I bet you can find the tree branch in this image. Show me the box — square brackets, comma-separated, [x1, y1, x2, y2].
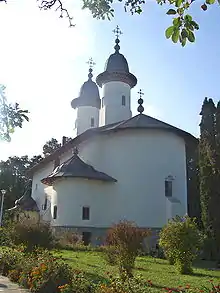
[38, 0, 75, 27]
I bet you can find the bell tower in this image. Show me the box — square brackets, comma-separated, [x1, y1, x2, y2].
[71, 59, 100, 135]
[96, 26, 137, 126]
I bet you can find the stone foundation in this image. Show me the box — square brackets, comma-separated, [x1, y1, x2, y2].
[53, 226, 161, 249]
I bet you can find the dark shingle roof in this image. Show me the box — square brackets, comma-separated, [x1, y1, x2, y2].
[28, 114, 197, 176]
[41, 149, 117, 186]
[8, 181, 39, 212]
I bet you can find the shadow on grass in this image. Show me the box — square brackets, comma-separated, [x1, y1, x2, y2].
[61, 257, 78, 262]
[135, 266, 148, 272]
[193, 260, 218, 270]
[192, 272, 220, 278]
[88, 263, 99, 268]
[84, 271, 109, 284]
[150, 283, 166, 290]
[138, 258, 168, 265]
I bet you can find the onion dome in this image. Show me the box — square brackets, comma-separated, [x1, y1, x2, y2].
[71, 60, 101, 109]
[96, 26, 137, 88]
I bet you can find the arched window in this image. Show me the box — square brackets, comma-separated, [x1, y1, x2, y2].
[122, 95, 126, 106]
[91, 117, 95, 127]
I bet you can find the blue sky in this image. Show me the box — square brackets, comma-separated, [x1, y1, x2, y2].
[0, 0, 219, 160]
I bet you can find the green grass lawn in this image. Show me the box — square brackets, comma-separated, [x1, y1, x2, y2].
[56, 250, 220, 292]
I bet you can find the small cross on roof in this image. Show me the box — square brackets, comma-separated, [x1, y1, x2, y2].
[86, 58, 96, 69]
[113, 25, 123, 39]
[138, 89, 144, 98]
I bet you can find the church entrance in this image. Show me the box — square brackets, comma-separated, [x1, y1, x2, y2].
[82, 231, 91, 245]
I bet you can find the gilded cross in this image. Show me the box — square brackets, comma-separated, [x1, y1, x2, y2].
[113, 25, 122, 39]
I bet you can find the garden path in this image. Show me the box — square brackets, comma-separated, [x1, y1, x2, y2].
[0, 276, 29, 293]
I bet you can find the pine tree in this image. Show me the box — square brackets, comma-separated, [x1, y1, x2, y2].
[199, 98, 216, 234]
[198, 98, 220, 260]
[212, 101, 220, 261]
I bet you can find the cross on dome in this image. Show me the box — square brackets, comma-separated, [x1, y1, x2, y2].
[137, 89, 144, 114]
[86, 58, 96, 80]
[113, 25, 122, 53]
[138, 89, 144, 99]
[86, 58, 96, 69]
[113, 25, 123, 39]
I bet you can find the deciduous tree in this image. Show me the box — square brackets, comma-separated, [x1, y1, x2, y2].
[38, 0, 219, 46]
[0, 85, 29, 142]
[42, 138, 61, 157]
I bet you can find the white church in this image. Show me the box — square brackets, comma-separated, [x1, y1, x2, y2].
[22, 26, 196, 245]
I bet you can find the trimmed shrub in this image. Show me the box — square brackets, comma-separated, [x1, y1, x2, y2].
[9, 219, 55, 252]
[159, 215, 204, 274]
[55, 230, 83, 250]
[97, 273, 152, 293]
[102, 245, 118, 265]
[0, 247, 22, 276]
[0, 226, 11, 247]
[105, 220, 151, 277]
[59, 270, 97, 293]
[26, 253, 72, 293]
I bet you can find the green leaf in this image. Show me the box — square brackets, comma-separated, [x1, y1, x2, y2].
[173, 17, 181, 26]
[136, 7, 142, 14]
[175, 0, 182, 7]
[166, 9, 176, 15]
[206, 0, 215, 4]
[184, 14, 192, 21]
[191, 20, 199, 30]
[201, 3, 208, 10]
[177, 7, 184, 15]
[8, 127, 15, 134]
[22, 114, 29, 122]
[165, 26, 174, 38]
[184, 2, 190, 8]
[187, 30, 195, 42]
[181, 28, 188, 39]
[181, 38, 187, 47]
[172, 29, 180, 43]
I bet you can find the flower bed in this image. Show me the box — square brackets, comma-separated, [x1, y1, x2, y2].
[1, 246, 220, 293]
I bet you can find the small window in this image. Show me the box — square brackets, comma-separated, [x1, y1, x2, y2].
[91, 118, 95, 127]
[82, 206, 90, 220]
[122, 95, 126, 106]
[53, 205, 57, 219]
[35, 184, 38, 190]
[101, 97, 104, 107]
[42, 197, 48, 210]
[165, 180, 172, 197]
[82, 231, 91, 246]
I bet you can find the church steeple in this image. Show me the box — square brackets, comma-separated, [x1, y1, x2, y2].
[96, 26, 137, 127]
[71, 58, 100, 135]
